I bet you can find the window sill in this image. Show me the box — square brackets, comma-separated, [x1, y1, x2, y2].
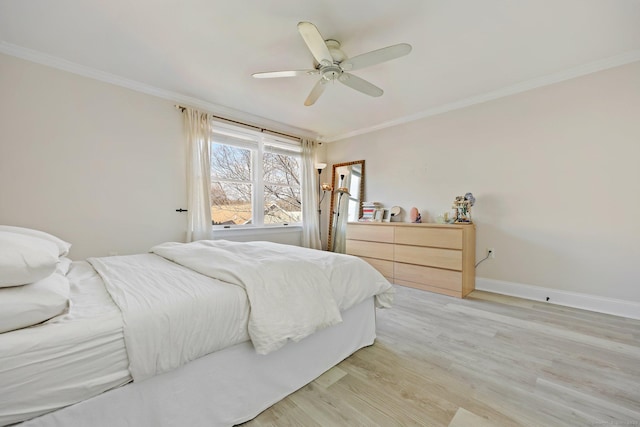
[212, 225, 302, 237]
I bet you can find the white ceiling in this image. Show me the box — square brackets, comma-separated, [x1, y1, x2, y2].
[1, 0, 639, 141]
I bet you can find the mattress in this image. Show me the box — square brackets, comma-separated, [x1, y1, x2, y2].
[0, 261, 130, 426]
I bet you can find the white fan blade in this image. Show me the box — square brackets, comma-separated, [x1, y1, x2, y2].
[297, 22, 333, 66]
[252, 69, 318, 78]
[304, 79, 328, 106]
[340, 43, 412, 71]
[338, 73, 383, 97]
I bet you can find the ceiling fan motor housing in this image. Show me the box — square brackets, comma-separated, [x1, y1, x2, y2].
[321, 64, 342, 81]
[318, 40, 346, 81]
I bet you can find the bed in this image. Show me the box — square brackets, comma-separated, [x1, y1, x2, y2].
[0, 227, 393, 426]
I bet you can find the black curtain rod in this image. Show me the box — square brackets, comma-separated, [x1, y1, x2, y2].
[175, 104, 301, 141]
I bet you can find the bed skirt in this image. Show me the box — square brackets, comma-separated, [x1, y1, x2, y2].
[22, 297, 376, 427]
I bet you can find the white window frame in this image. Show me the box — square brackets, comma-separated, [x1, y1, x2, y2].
[211, 121, 302, 229]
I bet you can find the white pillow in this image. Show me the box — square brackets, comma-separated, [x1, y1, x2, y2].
[0, 225, 71, 257]
[0, 272, 70, 333]
[0, 232, 59, 287]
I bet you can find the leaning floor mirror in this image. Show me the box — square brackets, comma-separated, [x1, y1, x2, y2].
[327, 160, 365, 253]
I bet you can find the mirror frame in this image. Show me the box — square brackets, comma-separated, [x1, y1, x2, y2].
[327, 160, 365, 252]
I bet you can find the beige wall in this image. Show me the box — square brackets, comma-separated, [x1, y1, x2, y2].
[0, 53, 303, 258]
[0, 53, 187, 259]
[2, 51, 639, 304]
[326, 61, 640, 303]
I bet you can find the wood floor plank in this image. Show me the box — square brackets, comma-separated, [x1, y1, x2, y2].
[241, 286, 640, 426]
[448, 408, 497, 427]
[314, 366, 347, 389]
[535, 377, 640, 422]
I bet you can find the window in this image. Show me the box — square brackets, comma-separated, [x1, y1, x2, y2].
[210, 122, 301, 228]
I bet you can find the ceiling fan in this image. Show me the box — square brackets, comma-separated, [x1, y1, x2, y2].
[252, 22, 412, 106]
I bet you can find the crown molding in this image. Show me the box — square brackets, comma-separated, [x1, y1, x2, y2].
[0, 41, 318, 140]
[3, 41, 638, 144]
[321, 49, 640, 142]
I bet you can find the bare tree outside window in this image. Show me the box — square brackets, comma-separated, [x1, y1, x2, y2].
[264, 151, 301, 224]
[211, 143, 252, 225]
[211, 140, 301, 226]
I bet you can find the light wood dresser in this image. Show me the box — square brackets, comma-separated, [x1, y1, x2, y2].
[346, 222, 476, 298]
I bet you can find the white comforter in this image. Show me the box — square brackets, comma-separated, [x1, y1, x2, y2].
[151, 240, 394, 355]
[88, 254, 250, 382]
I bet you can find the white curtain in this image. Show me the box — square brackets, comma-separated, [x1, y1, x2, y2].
[300, 139, 321, 249]
[183, 108, 213, 241]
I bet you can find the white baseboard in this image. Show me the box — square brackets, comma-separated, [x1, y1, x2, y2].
[476, 277, 640, 320]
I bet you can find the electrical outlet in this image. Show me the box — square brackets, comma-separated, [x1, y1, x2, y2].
[487, 248, 495, 258]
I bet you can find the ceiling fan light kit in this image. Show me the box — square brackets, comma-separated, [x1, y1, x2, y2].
[252, 21, 412, 106]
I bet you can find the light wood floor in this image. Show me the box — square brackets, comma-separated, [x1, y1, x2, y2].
[242, 285, 640, 426]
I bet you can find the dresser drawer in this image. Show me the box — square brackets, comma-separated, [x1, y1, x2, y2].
[346, 240, 394, 261]
[394, 226, 462, 249]
[394, 244, 462, 270]
[360, 256, 394, 280]
[394, 263, 462, 291]
[347, 224, 394, 243]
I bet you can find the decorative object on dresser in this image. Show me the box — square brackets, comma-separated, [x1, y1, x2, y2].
[389, 206, 402, 222]
[360, 201, 382, 222]
[409, 207, 422, 223]
[345, 222, 476, 298]
[436, 211, 455, 224]
[453, 192, 475, 223]
[327, 160, 365, 253]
